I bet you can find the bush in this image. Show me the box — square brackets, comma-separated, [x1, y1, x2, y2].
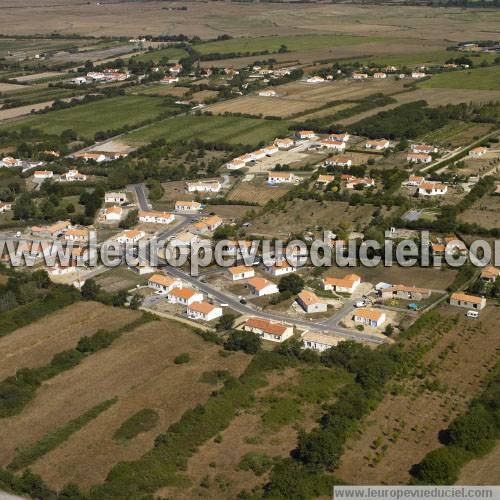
[238, 452, 273, 476]
[224, 330, 261, 354]
[278, 273, 304, 294]
[174, 352, 190, 364]
[412, 446, 469, 485]
[113, 408, 160, 441]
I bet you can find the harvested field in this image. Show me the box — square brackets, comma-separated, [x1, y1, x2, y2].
[459, 191, 500, 230]
[457, 443, 500, 485]
[0, 302, 140, 380]
[129, 84, 190, 97]
[336, 305, 500, 485]
[208, 79, 407, 119]
[203, 204, 254, 220]
[94, 267, 151, 292]
[13, 71, 64, 82]
[419, 121, 494, 148]
[0, 82, 26, 93]
[0, 318, 250, 489]
[0, 100, 56, 122]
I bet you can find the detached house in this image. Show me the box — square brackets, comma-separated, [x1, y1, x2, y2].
[380, 284, 431, 301]
[297, 290, 327, 313]
[319, 138, 346, 151]
[265, 260, 297, 277]
[407, 153, 432, 164]
[174, 201, 202, 213]
[322, 273, 361, 294]
[352, 72, 368, 79]
[32, 220, 72, 239]
[139, 211, 175, 225]
[301, 331, 339, 352]
[186, 180, 221, 194]
[148, 274, 181, 294]
[354, 308, 386, 328]
[326, 155, 352, 167]
[274, 138, 295, 150]
[167, 287, 203, 306]
[405, 175, 425, 187]
[227, 265, 255, 281]
[418, 182, 448, 196]
[480, 266, 500, 282]
[268, 171, 297, 185]
[342, 175, 375, 189]
[116, 229, 145, 244]
[244, 317, 293, 343]
[449, 292, 486, 310]
[469, 147, 488, 159]
[34, 170, 53, 180]
[247, 277, 279, 297]
[296, 130, 316, 140]
[365, 139, 390, 150]
[64, 228, 90, 243]
[317, 174, 335, 186]
[192, 215, 223, 234]
[103, 206, 123, 222]
[57, 169, 86, 182]
[411, 144, 437, 154]
[105, 192, 127, 205]
[329, 132, 350, 143]
[187, 301, 223, 322]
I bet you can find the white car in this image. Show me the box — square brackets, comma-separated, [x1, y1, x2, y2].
[355, 300, 366, 308]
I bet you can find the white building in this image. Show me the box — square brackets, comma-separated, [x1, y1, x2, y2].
[105, 192, 127, 205]
[318, 138, 346, 151]
[268, 171, 297, 185]
[244, 317, 293, 343]
[258, 89, 277, 97]
[104, 206, 123, 221]
[411, 72, 427, 79]
[187, 301, 223, 322]
[139, 210, 175, 224]
[418, 182, 448, 196]
[322, 273, 361, 294]
[274, 138, 295, 150]
[306, 76, 325, 84]
[301, 331, 339, 352]
[407, 153, 432, 164]
[34, 170, 53, 180]
[57, 169, 87, 182]
[365, 139, 390, 150]
[296, 130, 316, 140]
[265, 260, 297, 277]
[116, 229, 145, 244]
[186, 180, 221, 193]
[167, 287, 203, 306]
[296, 290, 327, 313]
[353, 308, 386, 328]
[148, 274, 181, 294]
[247, 277, 279, 297]
[175, 201, 202, 213]
[469, 147, 488, 158]
[227, 265, 255, 281]
[449, 292, 486, 310]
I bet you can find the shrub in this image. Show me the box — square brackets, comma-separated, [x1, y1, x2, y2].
[224, 331, 261, 354]
[174, 352, 190, 364]
[113, 408, 160, 441]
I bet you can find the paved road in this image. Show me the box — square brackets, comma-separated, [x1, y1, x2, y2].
[129, 183, 151, 211]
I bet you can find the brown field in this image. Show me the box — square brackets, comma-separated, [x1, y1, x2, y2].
[204, 204, 255, 220]
[2, 1, 497, 42]
[226, 179, 293, 206]
[93, 267, 151, 292]
[13, 71, 64, 82]
[0, 82, 26, 93]
[0, 100, 56, 122]
[336, 304, 500, 485]
[192, 89, 219, 102]
[295, 103, 355, 122]
[457, 443, 500, 485]
[459, 191, 500, 230]
[0, 302, 140, 380]
[249, 199, 382, 238]
[322, 263, 457, 291]
[1, 318, 250, 490]
[208, 79, 407, 118]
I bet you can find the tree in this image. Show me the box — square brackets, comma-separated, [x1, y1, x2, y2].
[278, 273, 304, 294]
[81, 279, 100, 300]
[224, 330, 261, 354]
[129, 294, 142, 310]
[13, 193, 36, 220]
[120, 209, 139, 229]
[216, 313, 236, 332]
[412, 446, 468, 485]
[297, 428, 343, 470]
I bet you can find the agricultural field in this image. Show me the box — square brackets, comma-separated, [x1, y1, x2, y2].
[459, 190, 500, 230]
[0, 318, 250, 490]
[420, 66, 500, 91]
[122, 114, 294, 147]
[127, 84, 190, 97]
[0, 302, 140, 380]
[226, 177, 295, 207]
[0, 95, 177, 139]
[131, 46, 188, 64]
[419, 121, 494, 148]
[336, 305, 500, 485]
[93, 267, 152, 292]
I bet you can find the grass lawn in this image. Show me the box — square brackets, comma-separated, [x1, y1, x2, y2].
[194, 34, 388, 55]
[420, 65, 500, 91]
[123, 113, 294, 146]
[0, 95, 177, 139]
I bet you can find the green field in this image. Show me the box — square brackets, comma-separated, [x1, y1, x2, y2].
[420, 65, 500, 91]
[340, 50, 497, 68]
[123, 114, 294, 146]
[132, 47, 189, 64]
[194, 34, 388, 55]
[0, 95, 177, 139]
[419, 120, 475, 143]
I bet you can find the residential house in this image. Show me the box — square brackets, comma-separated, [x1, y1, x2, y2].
[227, 265, 255, 281]
[243, 317, 293, 343]
[274, 138, 295, 150]
[352, 72, 368, 79]
[449, 292, 486, 310]
[187, 301, 223, 322]
[418, 182, 448, 196]
[160, 76, 179, 84]
[262, 144, 279, 155]
[405, 175, 425, 187]
[297, 290, 327, 313]
[411, 144, 438, 154]
[64, 228, 90, 243]
[167, 287, 203, 306]
[411, 72, 427, 78]
[170, 231, 199, 248]
[34, 170, 53, 180]
[186, 180, 221, 193]
[341, 175, 375, 189]
[73, 152, 106, 163]
[105, 192, 127, 205]
[329, 132, 350, 143]
[148, 274, 181, 294]
[0, 202, 12, 213]
[49, 261, 78, 276]
[296, 130, 316, 140]
[174, 200, 202, 213]
[306, 76, 325, 84]
[0, 157, 21, 168]
[192, 215, 223, 234]
[265, 260, 297, 277]
[353, 308, 386, 328]
[469, 147, 488, 158]
[32, 220, 72, 239]
[480, 266, 500, 282]
[322, 273, 361, 294]
[317, 174, 335, 186]
[258, 89, 277, 97]
[373, 72, 387, 79]
[247, 277, 279, 296]
[318, 138, 346, 151]
[57, 169, 86, 182]
[103, 205, 123, 222]
[225, 158, 246, 170]
[301, 331, 340, 352]
[325, 155, 352, 167]
[268, 171, 297, 184]
[407, 153, 432, 164]
[138, 210, 175, 224]
[116, 229, 145, 244]
[380, 284, 431, 301]
[169, 63, 182, 75]
[365, 139, 390, 150]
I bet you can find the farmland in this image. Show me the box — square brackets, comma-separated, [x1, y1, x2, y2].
[122, 114, 294, 147]
[0, 95, 178, 139]
[0, 318, 250, 490]
[420, 66, 500, 91]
